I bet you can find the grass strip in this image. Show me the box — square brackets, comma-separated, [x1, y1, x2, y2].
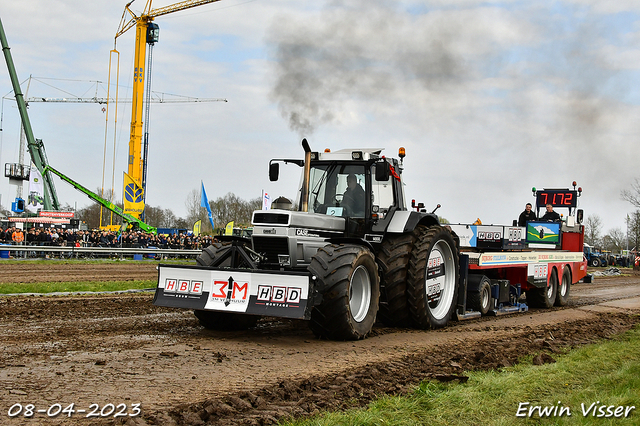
[0, 280, 155, 294]
[283, 325, 640, 426]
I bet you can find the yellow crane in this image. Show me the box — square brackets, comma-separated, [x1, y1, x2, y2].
[114, 0, 223, 219]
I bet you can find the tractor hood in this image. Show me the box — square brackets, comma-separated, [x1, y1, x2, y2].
[252, 209, 346, 232]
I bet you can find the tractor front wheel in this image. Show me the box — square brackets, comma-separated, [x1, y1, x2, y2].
[308, 244, 379, 340]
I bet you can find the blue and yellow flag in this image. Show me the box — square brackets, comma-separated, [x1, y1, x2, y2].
[201, 181, 215, 230]
[193, 220, 202, 236]
[225, 221, 234, 236]
[123, 172, 144, 217]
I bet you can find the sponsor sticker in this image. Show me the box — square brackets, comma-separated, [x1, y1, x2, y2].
[163, 278, 202, 295]
[256, 284, 303, 307]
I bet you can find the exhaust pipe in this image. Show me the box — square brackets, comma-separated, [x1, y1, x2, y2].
[301, 138, 311, 212]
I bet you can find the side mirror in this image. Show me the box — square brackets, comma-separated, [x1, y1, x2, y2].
[375, 161, 390, 181]
[269, 162, 279, 182]
[576, 209, 584, 224]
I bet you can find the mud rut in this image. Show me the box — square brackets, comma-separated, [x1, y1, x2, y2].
[1, 263, 639, 426]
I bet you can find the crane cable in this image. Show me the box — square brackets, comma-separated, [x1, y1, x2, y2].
[102, 49, 121, 229]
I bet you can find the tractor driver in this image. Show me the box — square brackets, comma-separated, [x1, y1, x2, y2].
[540, 204, 561, 222]
[342, 173, 365, 216]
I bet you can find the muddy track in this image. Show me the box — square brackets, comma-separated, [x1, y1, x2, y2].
[0, 265, 639, 425]
[0, 262, 158, 283]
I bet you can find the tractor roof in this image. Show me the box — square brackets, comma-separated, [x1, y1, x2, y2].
[315, 148, 384, 161]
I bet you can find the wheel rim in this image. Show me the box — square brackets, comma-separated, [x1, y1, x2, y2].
[481, 285, 490, 311]
[547, 272, 556, 300]
[425, 240, 456, 321]
[350, 265, 372, 323]
[560, 272, 569, 297]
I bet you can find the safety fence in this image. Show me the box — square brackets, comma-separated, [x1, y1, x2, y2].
[0, 244, 202, 260]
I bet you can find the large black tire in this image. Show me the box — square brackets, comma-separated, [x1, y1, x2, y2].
[194, 242, 259, 331]
[555, 267, 571, 306]
[407, 226, 460, 329]
[377, 230, 421, 327]
[194, 310, 259, 331]
[308, 244, 380, 340]
[590, 257, 600, 267]
[467, 275, 492, 315]
[527, 267, 558, 308]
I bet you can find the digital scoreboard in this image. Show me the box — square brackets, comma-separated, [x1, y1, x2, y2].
[536, 189, 578, 208]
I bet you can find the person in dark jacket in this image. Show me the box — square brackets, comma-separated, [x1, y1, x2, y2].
[540, 204, 561, 222]
[518, 203, 537, 227]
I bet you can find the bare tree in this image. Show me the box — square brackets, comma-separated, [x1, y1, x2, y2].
[627, 211, 640, 252]
[209, 193, 262, 230]
[185, 188, 202, 224]
[621, 178, 640, 209]
[584, 214, 603, 246]
[184, 190, 262, 234]
[144, 206, 182, 228]
[601, 227, 625, 252]
[75, 188, 123, 229]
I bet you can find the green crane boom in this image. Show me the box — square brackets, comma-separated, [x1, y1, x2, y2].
[0, 17, 59, 210]
[44, 165, 157, 234]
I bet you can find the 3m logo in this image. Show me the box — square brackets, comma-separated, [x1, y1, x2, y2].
[210, 277, 249, 306]
[257, 285, 302, 304]
[164, 278, 203, 295]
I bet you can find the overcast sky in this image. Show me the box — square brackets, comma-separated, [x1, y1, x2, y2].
[1, 0, 639, 237]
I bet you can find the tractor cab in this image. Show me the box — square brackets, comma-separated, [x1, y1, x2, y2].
[268, 143, 407, 240]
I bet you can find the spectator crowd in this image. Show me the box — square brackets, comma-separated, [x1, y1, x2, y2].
[0, 226, 217, 250]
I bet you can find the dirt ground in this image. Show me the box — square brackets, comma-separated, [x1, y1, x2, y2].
[0, 262, 158, 284]
[1, 263, 640, 426]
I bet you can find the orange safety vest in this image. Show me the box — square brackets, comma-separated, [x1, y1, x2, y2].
[12, 231, 24, 243]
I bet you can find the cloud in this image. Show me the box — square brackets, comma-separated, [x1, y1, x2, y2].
[1, 0, 639, 235]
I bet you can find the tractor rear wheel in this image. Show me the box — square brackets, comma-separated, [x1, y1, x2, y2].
[308, 244, 379, 340]
[407, 226, 459, 329]
[197, 242, 233, 267]
[527, 268, 558, 309]
[377, 230, 421, 327]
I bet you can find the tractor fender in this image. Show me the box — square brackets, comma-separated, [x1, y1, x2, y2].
[326, 237, 375, 253]
[386, 211, 440, 234]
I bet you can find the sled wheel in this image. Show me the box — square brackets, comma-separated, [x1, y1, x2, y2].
[467, 275, 492, 315]
[194, 310, 259, 331]
[527, 267, 558, 309]
[377, 229, 422, 327]
[308, 244, 379, 340]
[555, 267, 571, 306]
[407, 226, 459, 329]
